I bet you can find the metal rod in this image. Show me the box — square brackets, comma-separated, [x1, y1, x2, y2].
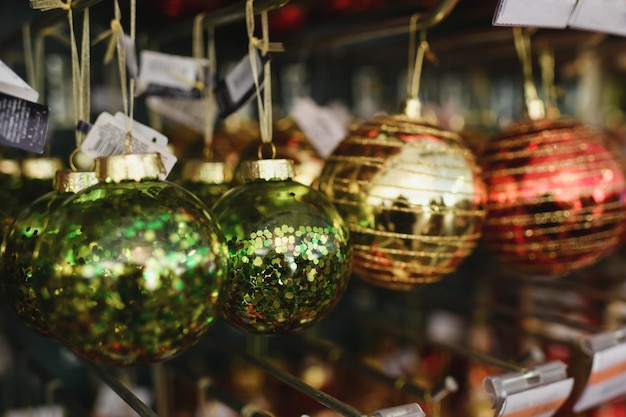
[0, 0, 104, 51]
[23, 355, 91, 417]
[167, 363, 274, 417]
[488, 302, 601, 333]
[206, 339, 367, 417]
[428, 339, 526, 373]
[81, 361, 160, 417]
[341, 312, 526, 373]
[298, 0, 459, 50]
[150, 0, 290, 45]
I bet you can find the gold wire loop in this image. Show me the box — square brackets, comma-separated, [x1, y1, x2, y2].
[257, 142, 277, 160]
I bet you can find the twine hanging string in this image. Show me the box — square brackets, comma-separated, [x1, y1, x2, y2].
[94, 0, 137, 153]
[513, 27, 545, 120]
[192, 14, 217, 160]
[245, 0, 284, 158]
[29, 0, 91, 165]
[539, 46, 559, 119]
[405, 13, 433, 119]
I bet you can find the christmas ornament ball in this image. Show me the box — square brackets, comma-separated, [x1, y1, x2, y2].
[315, 114, 487, 290]
[34, 154, 229, 366]
[212, 159, 351, 335]
[1, 171, 98, 337]
[481, 118, 626, 277]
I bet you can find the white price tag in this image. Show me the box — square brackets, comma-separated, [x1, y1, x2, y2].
[226, 51, 263, 106]
[0, 59, 39, 102]
[138, 50, 208, 96]
[94, 384, 152, 417]
[290, 97, 350, 159]
[146, 96, 218, 135]
[122, 34, 139, 80]
[573, 330, 626, 412]
[215, 51, 267, 118]
[568, 0, 626, 37]
[484, 361, 573, 417]
[114, 112, 169, 148]
[492, 0, 577, 28]
[81, 112, 177, 178]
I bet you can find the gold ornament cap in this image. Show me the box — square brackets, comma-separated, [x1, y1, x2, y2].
[0, 159, 21, 177]
[240, 159, 295, 182]
[95, 153, 166, 183]
[54, 170, 99, 193]
[182, 160, 232, 184]
[21, 157, 64, 180]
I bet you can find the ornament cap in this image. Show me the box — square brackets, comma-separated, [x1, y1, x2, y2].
[53, 170, 99, 193]
[95, 153, 165, 183]
[0, 159, 21, 177]
[240, 159, 295, 182]
[182, 160, 232, 184]
[21, 157, 64, 180]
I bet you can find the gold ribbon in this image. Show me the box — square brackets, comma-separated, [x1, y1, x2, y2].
[193, 15, 220, 160]
[246, 0, 284, 148]
[513, 27, 545, 120]
[30, 0, 91, 157]
[93, 0, 136, 153]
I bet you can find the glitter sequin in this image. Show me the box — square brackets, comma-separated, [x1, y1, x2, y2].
[212, 177, 352, 335]
[34, 180, 228, 366]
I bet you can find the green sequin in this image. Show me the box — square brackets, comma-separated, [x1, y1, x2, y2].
[212, 178, 352, 335]
[34, 180, 229, 366]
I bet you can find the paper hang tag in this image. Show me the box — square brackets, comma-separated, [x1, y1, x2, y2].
[290, 97, 351, 159]
[373, 403, 426, 417]
[122, 34, 139, 80]
[146, 95, 219, 135]
[568, 0, 626, 37]
[492, 0, 577, 28]
[573, 328, 626, 412]
[5, 406, 65, 417]
[137, 50, 209, 99]
[0, 91, 49, 154]
[0, 59, 40, 103]
[483, 361, 573, 417]
[80, 112, 177, 178]
[114, 112, 169, 148]
[215, 50, 268, 119]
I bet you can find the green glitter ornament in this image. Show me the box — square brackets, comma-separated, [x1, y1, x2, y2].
[1, 170, 98, 338]
[34, 153, 228, 366]
[212, 158, 352, 335]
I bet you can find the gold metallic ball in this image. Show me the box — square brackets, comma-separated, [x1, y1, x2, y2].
[315, 114, 487, 290]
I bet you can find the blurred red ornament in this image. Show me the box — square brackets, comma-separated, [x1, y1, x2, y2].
[268, 4, 307, 34]
[482, 118, 626, 277]
[160, 0, 221, 17]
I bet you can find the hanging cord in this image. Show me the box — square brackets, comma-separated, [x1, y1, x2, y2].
[540, 46, 559, 119]
[29, 0, 91, 166]
[94, 0, 137, 153]
[513, 27, 545, 120]
[193, 14, 217, 160]
[245, 0, 284, 158]
[404, 13, 433, 119]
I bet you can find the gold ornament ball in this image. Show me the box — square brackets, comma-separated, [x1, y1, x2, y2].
[315, 114, 487, 290]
